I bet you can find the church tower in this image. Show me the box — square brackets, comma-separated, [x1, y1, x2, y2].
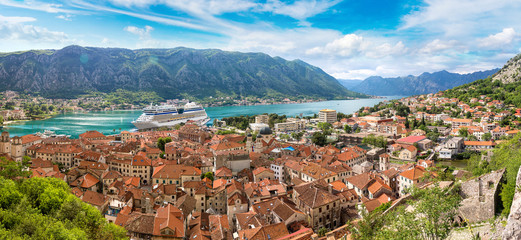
[379, 153, 390, 171]
[245, 132, 253, 152]
[0, 132, 11, 155]
[11, 136, 23, 162]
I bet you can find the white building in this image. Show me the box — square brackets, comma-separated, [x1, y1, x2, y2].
[319, 109, 337, 124]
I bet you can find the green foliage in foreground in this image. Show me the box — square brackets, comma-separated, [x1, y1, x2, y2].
[466, 133, 521, 215]
[0, 158, 127, 240]
[348, 185, 461, 240]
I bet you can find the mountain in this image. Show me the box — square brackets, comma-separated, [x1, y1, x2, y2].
[0, 45, 367, 100]
[492, 53, 521, 83]
[443, 52, 521, 107]
[351, 69, 499, 96]
[337, 79, 363, 90]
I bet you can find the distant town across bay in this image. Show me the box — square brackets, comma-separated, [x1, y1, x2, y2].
[1, 96, 403, 138]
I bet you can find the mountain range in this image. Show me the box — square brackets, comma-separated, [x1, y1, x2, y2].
[0, 45, 367, 100]
[340, 69, 499, 96]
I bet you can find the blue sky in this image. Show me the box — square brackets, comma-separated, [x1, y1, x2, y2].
[0, 0, 520, 79]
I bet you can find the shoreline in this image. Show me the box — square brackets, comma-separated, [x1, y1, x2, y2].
[1, 96, 401, 137]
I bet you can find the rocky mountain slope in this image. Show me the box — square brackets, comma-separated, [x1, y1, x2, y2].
[350, 69, 499, 96]
[492, 53, 521, 83]
[0, 45, 366, 99]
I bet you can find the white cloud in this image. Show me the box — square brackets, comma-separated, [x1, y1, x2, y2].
[261, 0, 341, 21]
[401, 0, 521, 37]
[478, 28, 517, 48]
[305, 34, 407, 58]
[110, 0, 158, 7]
[125, 25, 154, 38]
[0, 16, 72, 52]
[56, 14, 73, 21]
[0, 0, 74, 13]
[0, 15, 36, 24]
[419, 39, 458, 54]
[225, 28, 339, 57]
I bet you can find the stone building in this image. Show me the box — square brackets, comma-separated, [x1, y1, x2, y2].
[457, 169, 505, 223]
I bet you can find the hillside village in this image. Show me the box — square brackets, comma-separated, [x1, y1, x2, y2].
[0, 87, 519, 239]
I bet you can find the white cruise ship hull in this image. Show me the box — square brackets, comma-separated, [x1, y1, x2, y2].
[132, 109, 209, 130]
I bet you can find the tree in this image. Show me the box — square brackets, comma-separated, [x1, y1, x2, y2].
[317, 122, 332, 133]
[0, 116, 3, 125]
[311, 132, 327, 146]
[201, 172, 214, 181]
[458, 127, 469, 138]
[291, 131, 304, 141]
[157, 137, 172, 151]
[483, 132, 492, 141]
[344, 124, 352, 133]
[0, 156, 30, 180]
[405, 116, 410, 129]
[352, 186, 461, 240]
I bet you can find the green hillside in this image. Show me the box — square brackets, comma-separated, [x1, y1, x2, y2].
[0, 45, 367, 100]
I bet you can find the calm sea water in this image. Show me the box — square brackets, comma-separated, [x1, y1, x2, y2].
[2, 96, 403, 138]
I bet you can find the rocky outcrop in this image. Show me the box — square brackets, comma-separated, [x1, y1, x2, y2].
[0, 45, 366, 100]
[493, 53, 521, 84]
[502, 166, 521, 239]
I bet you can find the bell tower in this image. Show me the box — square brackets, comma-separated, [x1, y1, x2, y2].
[0, 132, 11, 155]
[11, 136, 23, 162]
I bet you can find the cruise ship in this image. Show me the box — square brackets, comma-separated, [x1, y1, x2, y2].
[132, 102, 210, 130]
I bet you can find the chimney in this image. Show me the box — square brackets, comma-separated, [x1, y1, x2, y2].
[328, 184, 333, 193]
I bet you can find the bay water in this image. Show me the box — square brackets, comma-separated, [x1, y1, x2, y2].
[2, 96, 403, 138]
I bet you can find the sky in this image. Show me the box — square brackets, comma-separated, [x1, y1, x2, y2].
[0, 0, 521, 80]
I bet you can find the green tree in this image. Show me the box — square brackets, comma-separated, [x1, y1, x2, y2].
[458, 127, 469, 137]
[201, 172, 214, 181]
[157, 137, 172, 151]
[344, 124, 352, 133]
[352, 186, 461, 240]
[483, 132, 492, 141]
[311, 132, 327, 146]
[0, 156, 31, 180]
[291, 131, 305, 141]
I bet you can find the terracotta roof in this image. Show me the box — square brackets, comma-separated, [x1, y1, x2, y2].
[252, 167, 273, 176]
[215, 166, 232, 177]
[400, 166, 426, 181]
[345, 172, 374, 190]
[210, 141, 245, 151]
[367, 179, 391, 195]
[153, 204, 184, 238]
[82, 190, 106, 206]
[152, 164, 201, 179]
[329, 180, 348, 192]
[464, 141, 496, 146]
[397, 135, 426, 144]
[237, 222, 289, 240]
[131, 155, 152, 166]
[21, 134, 42, 144]
[79, 130, 106, 139]
[293, 183, 340, 208]
[404, 145, 417, 153]
[30, 158, 53, 169]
